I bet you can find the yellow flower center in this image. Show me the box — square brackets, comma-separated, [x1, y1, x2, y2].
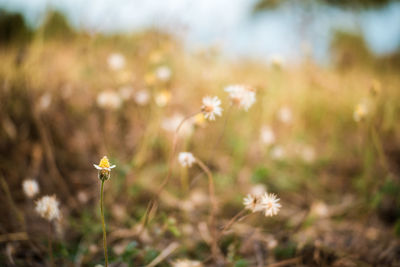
[98, 156, 110, 168]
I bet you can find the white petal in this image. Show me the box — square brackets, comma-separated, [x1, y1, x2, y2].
[94, 164, 102, 170]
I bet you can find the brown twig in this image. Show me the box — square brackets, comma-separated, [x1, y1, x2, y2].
[141, 112, 200, 228]
[195, 157, 223, 263]
[0, 232, 28, 243]
[267, 257, 302, 267]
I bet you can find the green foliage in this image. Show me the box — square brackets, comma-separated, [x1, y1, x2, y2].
[274, 242, 297, 260]
[235, 258, 249, 267]
[0, 9, 32, 44]
[42, 11, 75, 40]
[251, 166, 270, 183]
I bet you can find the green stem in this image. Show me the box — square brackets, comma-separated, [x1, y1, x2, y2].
[100, 180, 108, 267]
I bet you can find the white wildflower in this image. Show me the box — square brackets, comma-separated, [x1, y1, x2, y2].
[39, 93, 52, 111]
[155, 66, 172, 82]
[201, 96, 223, 121]
[260, 125, 275, 146]
[261, 193, 281, 217]
[134, 89, 150, 106]
[97, 90, 122, 110]
[161, 113, 194, 137]
[243, 194, 264, 212]
[35, 195, 60, 221]
[22, 179, 39, 198]
[178, 152, 196, 168]
[107, 53, 125, 71]
[224, 84, 256, 111]
[270, 145, 285, 160]
[277, 106, 292, 124]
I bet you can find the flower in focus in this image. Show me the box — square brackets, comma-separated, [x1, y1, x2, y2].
[260, 125, 275, 146]
[178, 152, 196, 168]
[94, 156, 116, 181]
[261, 193, 281, 217]
[155, 65, 172, 82]
[134, 89, 150, 106]
[154, 90, 171, 107]
[201, 96, 223, 121]
[22, 179, 39, 198]
[97, 90, 122, 110]
[107, 53, 125, 71]
[224, 84, 256, 111]
[35, 195, 60, 221]
[277, 106, 292, 124]
[172, 259, 203, 267]
[353, 103, 368, 122]
[243, 194, 264, 212]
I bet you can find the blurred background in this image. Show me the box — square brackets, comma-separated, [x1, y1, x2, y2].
[0, 0, 400, 266]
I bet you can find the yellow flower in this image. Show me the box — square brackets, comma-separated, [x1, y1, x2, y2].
[94, 156, 116, 181]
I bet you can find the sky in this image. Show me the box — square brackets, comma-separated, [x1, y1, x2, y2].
[1, 0, 399, 64]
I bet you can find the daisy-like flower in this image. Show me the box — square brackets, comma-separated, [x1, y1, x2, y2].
[178, 152, 196, 168]
[172, 259, 203, 267]
[35, 195, 60, 221]
[22, 179, 39, 198]
[224, 85, 256, 111]
[353, 103, 368, 122]
[243, 194, 264, 212]
[261, 193, 281, 217]
[94, 156, 116, 181]
[201, 96, 223, 121]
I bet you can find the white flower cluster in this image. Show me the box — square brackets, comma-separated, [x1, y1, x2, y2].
[35, 195, 60, 221]
[224, 84, 256, 111]
[243, 192, 281, 217]
[22, 179, 39, 198]
[178, 152, 196, 168]
[97, 90, 122, 110]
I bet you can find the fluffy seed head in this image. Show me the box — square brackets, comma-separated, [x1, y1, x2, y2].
[35, 195, 60, 221]
[243, 194, 264, 212]
[261, 193, 281, 217]
[178, 152, 196, 168]
[201, 96, 223, 121]
[22, 179, 39, 198]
